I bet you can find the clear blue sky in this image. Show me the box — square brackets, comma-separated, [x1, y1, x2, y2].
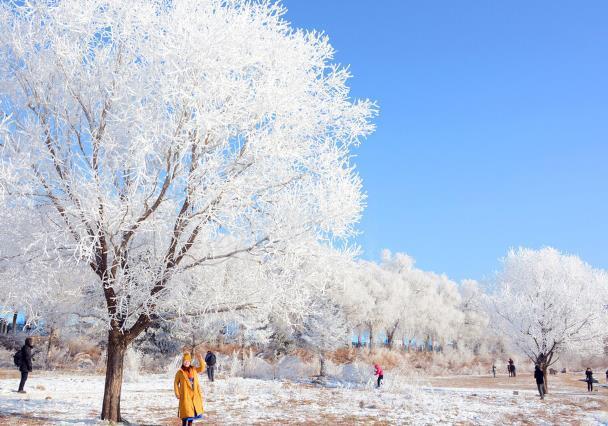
[284, 1, 608, 281]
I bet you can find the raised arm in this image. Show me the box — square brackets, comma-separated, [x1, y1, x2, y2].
[196, 353, 206, 374]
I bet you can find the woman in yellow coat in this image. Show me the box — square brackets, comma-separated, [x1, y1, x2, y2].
[174, 352, 205, 426]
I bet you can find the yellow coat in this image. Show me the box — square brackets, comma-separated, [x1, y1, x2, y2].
[174, 361, 206, 418]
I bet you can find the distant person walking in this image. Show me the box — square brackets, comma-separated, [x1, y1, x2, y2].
[605, 369, 607, 383]
[374, 363, 384, 388]
[534, 364, 545, 400]
[585, 368, 594, 392]
[492, 364, 496, 378]
[508, 359, 516, 377]
[204, 350, 216, 382]
[17, 337, 34, 393]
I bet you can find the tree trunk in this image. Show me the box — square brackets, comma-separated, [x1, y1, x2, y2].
[101, 330, 128, 422]
[368, 325, 374, 354]
[46, 327, 55, 369]
[386, 321, 399, 350]
[319, 354, 326, 377]
[542, 365, 548, 394]
[219, 328, 225, 350]
[12, 312, 17, 334]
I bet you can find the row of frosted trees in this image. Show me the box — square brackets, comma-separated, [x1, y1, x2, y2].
[339, 251, 490, 355]
[0, 1, 606, 422]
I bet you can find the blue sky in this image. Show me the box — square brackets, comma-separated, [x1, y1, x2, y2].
[284, 1, 608, 281]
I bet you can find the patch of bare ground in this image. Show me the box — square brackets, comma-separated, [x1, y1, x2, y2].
[0, 413, 69, 425]
[427, 372, 605, 393]
[502, 406, 588, 426]
[0, 368, 19, 379]
[158, 416, 389, 426]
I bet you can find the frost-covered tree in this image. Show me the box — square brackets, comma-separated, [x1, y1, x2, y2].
[296, 296, 348, 376]
[0, 206, 105, 335]
[374, 250, 466, 352]
[346, 261, 385, 351]
[0, 0, 375, 420]
[489, 247, 608, 391]
[456, 279, 489, 354]
[376, 251, 412, 349]
[291, 251, 352, 375]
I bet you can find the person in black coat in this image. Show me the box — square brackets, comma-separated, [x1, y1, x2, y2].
[534, 364, 545, 400]
[585, 368, 593, 392]
[204, 350, 216, 382]
[18, 337, 34, 393]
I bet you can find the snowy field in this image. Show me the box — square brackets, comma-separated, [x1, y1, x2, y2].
[1, 370, 607, 425]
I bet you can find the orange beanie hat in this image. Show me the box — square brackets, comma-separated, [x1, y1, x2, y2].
[182, 353, 192, 363]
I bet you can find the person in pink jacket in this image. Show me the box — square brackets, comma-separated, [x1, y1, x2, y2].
[374, 364, 384, 388]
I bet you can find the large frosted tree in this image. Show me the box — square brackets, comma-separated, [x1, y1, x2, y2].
[0, 0, 375, 420]
[489, 247, 608, 392]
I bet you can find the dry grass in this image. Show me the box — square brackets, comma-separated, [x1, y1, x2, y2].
[359, 348, 405, 370]
[330, 347, 358, 364]
[0, 414, 48, 425]
[0, 369, 19, 379]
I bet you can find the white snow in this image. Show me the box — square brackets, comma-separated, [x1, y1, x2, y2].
[1, 371, 606, 425]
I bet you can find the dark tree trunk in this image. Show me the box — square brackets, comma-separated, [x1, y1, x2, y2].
[12, 312, 17, 334]
[101, 329, 128, 422]
[368, 325, 374, 353]
[319, 354, 326, 377]
[386, 331, 393, 349]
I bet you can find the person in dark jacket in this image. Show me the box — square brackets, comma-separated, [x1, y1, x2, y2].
[204, 350, 216, 382]
[18, 337, 34, 393]
[534, 364, 545, 400]
[585, 368, 593, 392]
[605, 369, 607, 383]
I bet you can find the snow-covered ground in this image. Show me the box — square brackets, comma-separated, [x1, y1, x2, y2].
[0, 370, 607, 425]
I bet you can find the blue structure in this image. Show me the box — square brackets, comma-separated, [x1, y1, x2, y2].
[0, 310, 26, 333]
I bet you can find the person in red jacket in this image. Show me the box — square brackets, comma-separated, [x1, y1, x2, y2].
[374, 364, 384, 388]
